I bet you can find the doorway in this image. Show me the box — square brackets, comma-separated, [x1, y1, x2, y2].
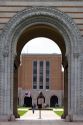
[50, 95, 58, 107]
[24, 96, 32, 107]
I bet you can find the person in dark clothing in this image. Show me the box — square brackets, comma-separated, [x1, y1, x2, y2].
[32, 104, 36, 114]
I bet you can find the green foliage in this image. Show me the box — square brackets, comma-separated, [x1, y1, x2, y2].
[18, 110, 27, 116]
[54, 111, 63, 116]
[18, 107, 29, 116]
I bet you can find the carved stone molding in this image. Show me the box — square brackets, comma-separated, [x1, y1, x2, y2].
[0, 7, 82, 54]
[3, 45, 9, 57]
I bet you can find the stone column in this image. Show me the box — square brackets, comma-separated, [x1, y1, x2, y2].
[63, 65, 68, 118]
[0, 48, 15, 121]
[13, 64, 19, 118]
[13, 56, 20, 118]
[66, 53, 81, 121]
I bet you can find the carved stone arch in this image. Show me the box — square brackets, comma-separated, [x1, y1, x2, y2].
[0, 7, 81, 55]
[0, 7, 82, 121]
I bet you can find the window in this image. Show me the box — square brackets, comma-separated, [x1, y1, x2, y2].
[33, 76, 37, 82]
[33, 84, 37, 89]
[33, 69, 37, 74]
[40, 61, 43, 67]
[40, 77, 43, 82]
[46, 85, 49, 89]
[33, 61, 37, 89]
[46, 78, 49, 82]
[46, 61, 49, 67]
[46, 61, 50, 89]
[39, 82, 43, 89]
[46, 81, 49, 89]
[39, 61, 43, 89]
[32, 60, 50, 90]
[46, 70, 49, 74]
[33, 61, 37, 66]
[39, 85, 43, 89]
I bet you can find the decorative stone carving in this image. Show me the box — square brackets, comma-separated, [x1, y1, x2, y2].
[79, 59, 83, 114]
[0, 7, 82, 53]
[3, 45, 9, 57]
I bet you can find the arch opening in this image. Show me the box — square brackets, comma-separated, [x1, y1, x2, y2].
[21, 37, 61, 54]
[18, 37, 64, 112]
[9, 14, 68, 120]
[15, 25, 67, 119]
[16, 24, 66, 57]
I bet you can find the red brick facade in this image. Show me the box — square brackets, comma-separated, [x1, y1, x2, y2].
[18, 54, 64, 107]
[18, 54, 64, 91]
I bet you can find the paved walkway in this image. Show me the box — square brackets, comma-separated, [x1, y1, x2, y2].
[0, 110, 83, 125]
[19, 110, 60, 120]
[0, 119, 83, 125]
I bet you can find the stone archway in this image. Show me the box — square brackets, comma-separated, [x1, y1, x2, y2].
[0, 7, 82, 121]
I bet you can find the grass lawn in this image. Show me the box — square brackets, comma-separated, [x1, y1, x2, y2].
[18, 107, 29, 116]
[54, 110, 63, 116]
[18, 110, 27, 116]
[53, 108, 64, 117]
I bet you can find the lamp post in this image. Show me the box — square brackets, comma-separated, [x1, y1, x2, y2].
[37, 92, 44, 119]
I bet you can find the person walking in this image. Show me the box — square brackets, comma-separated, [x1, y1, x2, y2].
[32, 103, 36, 114]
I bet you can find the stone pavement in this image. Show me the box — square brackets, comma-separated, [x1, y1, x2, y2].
[0, 119, 83, 125]
[19, 110, 60, 120]
[0, 110, 83, 125]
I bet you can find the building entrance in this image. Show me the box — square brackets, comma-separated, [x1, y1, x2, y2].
[24, 96, 32, 107]
[50, 95, 58, 107]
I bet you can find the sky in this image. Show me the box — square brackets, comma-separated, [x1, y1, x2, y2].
[21, 37, 64, 71]
[21, 37, 61, 54]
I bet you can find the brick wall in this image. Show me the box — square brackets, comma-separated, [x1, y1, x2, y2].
[18, 54, 64, 91]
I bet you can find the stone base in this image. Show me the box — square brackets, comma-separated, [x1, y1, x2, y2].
[15, 113, 20, 118]
[65, 115, 73, 122]
[0, 114, 15, 121]
[65, 114, 83, 122]
[61, 113, 66, 119]
[73, 115, 83, 121]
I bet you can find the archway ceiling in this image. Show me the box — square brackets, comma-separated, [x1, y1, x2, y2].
[16, 24, 67, 66]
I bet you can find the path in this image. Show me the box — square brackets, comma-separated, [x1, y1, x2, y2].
[19, 110, 60, 120]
